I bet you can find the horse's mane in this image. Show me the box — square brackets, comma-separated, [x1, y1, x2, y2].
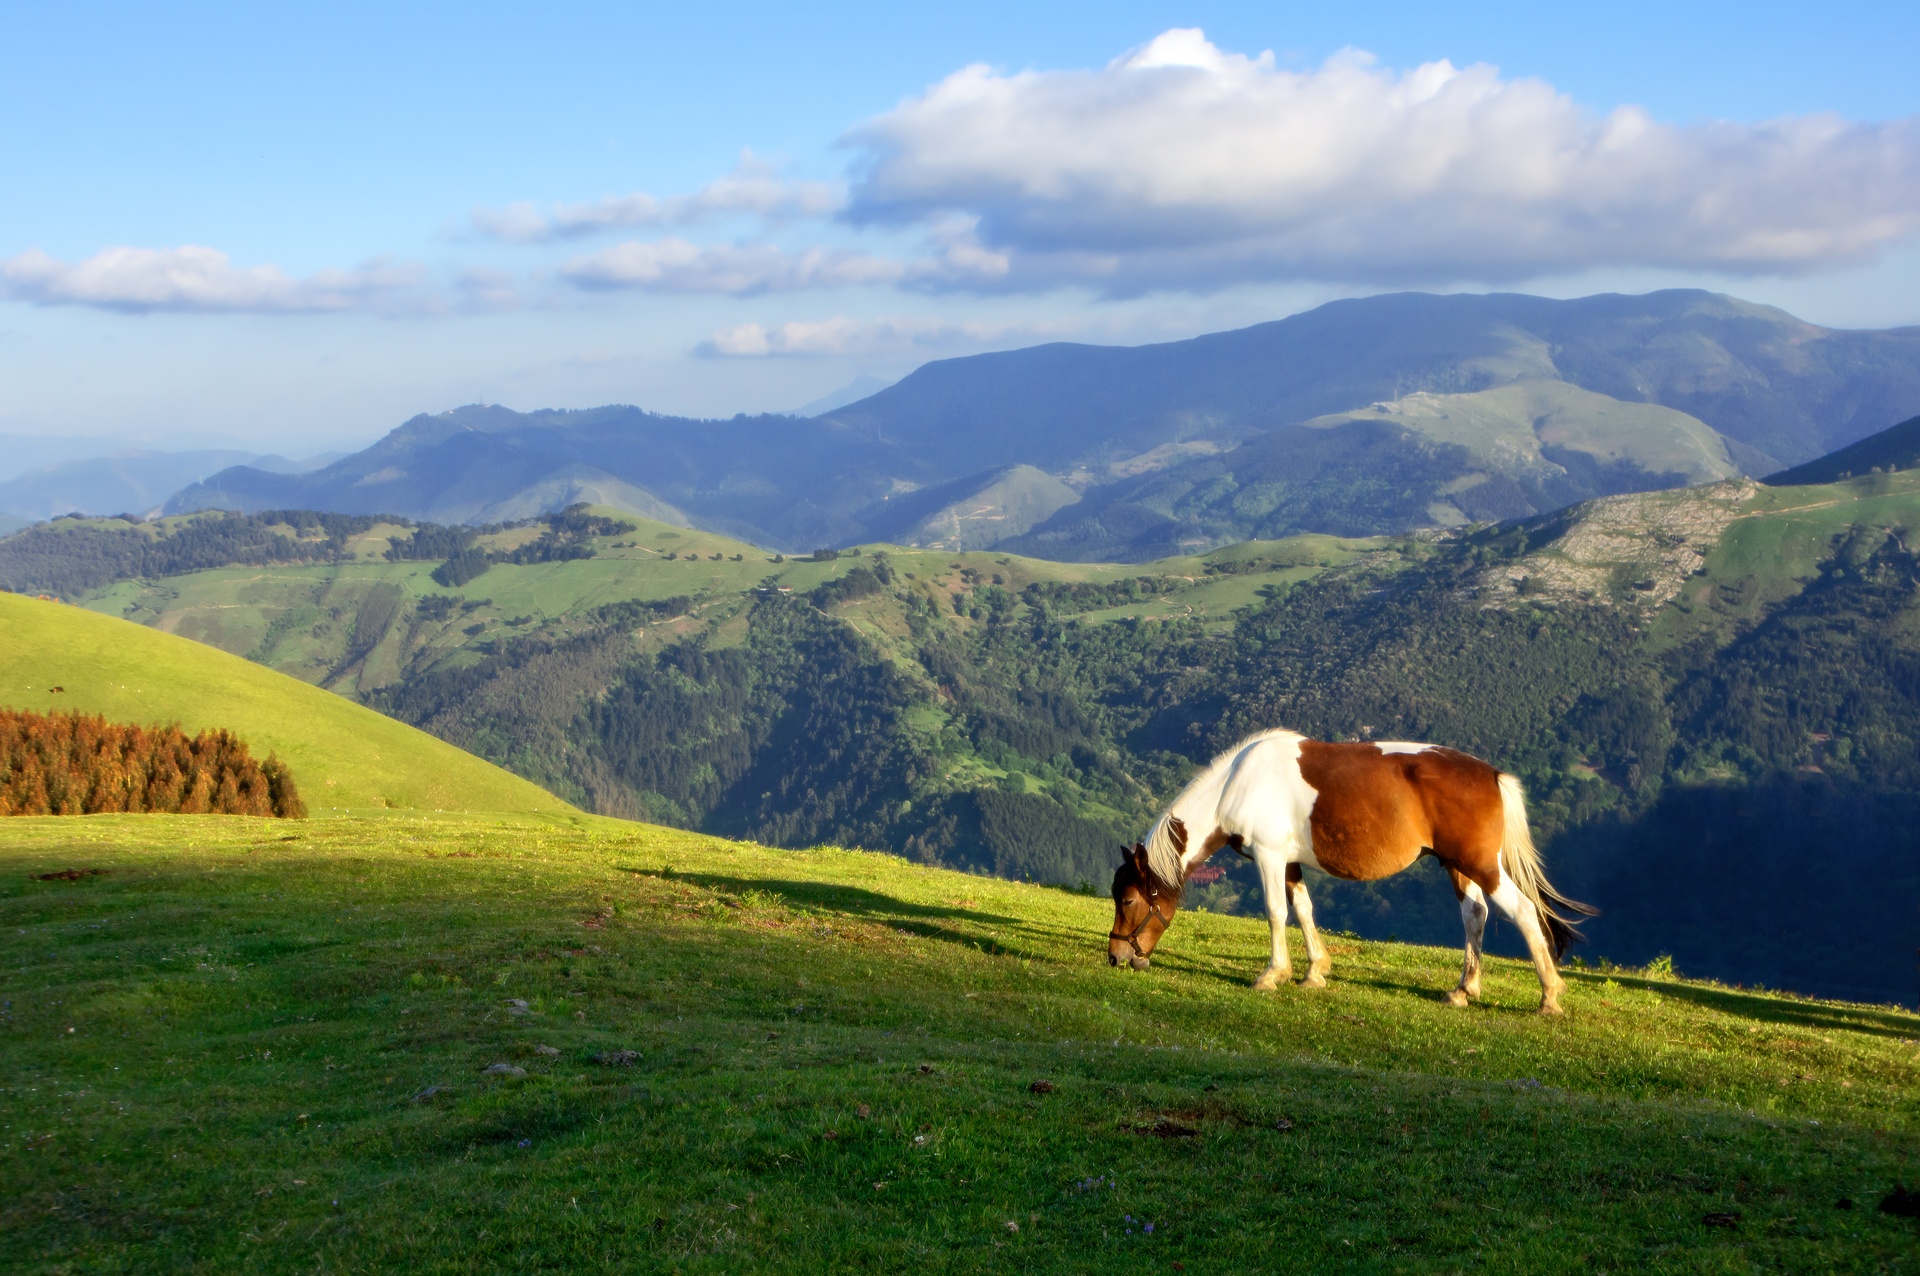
[1142, 728, 1300, 889]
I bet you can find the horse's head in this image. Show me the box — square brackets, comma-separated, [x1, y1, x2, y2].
[1108, 842, 1178, 970]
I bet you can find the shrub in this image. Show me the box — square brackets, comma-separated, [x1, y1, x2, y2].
[0, 709, 306, 818]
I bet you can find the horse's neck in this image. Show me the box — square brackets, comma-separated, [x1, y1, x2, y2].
[1166, 772, 1229, 876]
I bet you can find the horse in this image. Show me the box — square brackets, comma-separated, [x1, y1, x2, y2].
[1107, 728, 1593, 1013]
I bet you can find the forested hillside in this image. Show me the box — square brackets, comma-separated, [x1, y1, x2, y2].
[20, 471, 1920, 1003]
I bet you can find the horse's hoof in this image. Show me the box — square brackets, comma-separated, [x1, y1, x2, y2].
[1538, 999, 1564, 1016]
[1252, 972, 1285, 993]
[1300, 973, 1327, 989]
[1445, 988, 1470, 1008]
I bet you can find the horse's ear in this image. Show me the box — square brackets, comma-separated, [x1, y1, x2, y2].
[1130, 842, 1150, 870]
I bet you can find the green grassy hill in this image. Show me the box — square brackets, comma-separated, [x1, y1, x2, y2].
[2, 812, 1915, 1272]
[0, 593, 572, 816]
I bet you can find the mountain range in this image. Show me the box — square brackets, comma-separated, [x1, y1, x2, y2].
[0, 448, 341, 524]
[166, 289, 1920, 560]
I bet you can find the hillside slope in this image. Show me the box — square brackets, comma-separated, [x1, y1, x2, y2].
[165, 290, 1920, 557]
[1765, 413, 1920, 486]
[0, 593, 571, 815]
[3, 813, 1915, 1272]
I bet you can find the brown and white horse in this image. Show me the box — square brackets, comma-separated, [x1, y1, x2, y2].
[1108, 728, 1593, 1013]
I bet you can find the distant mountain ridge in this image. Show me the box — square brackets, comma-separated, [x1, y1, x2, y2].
[1765, 413, 1920, 486]
[169, 290, 1920, 560]
[0, 448, 342, 523]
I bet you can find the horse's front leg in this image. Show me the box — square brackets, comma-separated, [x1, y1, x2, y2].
[1446, 876, 1488, 1008]
[1251, 851, 1294, 992]
[1284, 865, 1331, 988]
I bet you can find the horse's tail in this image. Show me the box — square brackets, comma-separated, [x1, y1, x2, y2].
[1497, 772, 1596, 960]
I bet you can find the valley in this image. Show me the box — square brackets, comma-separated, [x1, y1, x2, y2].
[11, 452, 1920, 1003]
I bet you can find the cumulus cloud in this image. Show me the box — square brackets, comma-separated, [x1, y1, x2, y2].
[843, 28, 1920, 289]
[0, 245, 421, 313]
[474, 154, 842, 244]
[697, 314, 1020, 357]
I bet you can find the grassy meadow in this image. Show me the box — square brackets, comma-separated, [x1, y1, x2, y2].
[3, 810, 1917, 1273]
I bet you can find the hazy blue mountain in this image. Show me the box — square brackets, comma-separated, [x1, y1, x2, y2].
[789, 374, 898, 417]
[1765, 413, 1920, 486]
[0, 450, 262, 522]
[168, 290, 1920, 558]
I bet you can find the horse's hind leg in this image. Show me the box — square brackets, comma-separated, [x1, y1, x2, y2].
[1488, 872, 1567, 1014]
[1251, 852, 1294, 992]
[1284, 864, 1331, 988]
[1445, 868, 1487, 1008]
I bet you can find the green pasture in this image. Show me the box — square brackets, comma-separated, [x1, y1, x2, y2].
[3, 811, 1915, 1273]
[0, 594, 569, 817]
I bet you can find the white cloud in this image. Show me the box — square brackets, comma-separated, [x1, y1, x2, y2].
[843, 28, 1920, 290]
[1, 245, 421, 313]
[474, 154, 842, 244]
[558, 237, 915, 295]
[698, 314, 1021, 357]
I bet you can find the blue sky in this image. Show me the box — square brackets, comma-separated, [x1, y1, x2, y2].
[3, 0, 1918, 454]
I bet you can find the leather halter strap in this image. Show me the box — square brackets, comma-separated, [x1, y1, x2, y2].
[1110, 888, 1173, 956]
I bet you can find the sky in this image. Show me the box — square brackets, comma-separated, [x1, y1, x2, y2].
[3, 0, 1919, 458]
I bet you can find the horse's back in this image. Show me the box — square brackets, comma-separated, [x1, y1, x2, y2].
[1296, 740, 1505, 882]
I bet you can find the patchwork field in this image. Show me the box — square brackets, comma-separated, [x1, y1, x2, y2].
[3, 811, 1916, 1273]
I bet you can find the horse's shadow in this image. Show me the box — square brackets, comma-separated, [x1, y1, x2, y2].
[617, 867, 1080, 959]
[1561, 969, 1920, 1038]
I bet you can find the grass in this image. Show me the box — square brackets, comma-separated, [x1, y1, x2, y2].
[3, 811, 1916, 1273]
[0, 594, 569, 816]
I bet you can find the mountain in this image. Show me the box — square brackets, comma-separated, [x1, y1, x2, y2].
[1765, 412, 1920, 486]
[0, 449, 261, 521]
[167, 290, 1920, 560]
[0, 447, 345, 524]
[0, 591, 570, 814]
[788, 373, 897, 416]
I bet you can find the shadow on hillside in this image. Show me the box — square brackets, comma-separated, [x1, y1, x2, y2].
[1561, 970, 1920, 1038]
[619, 868, 1092, 961]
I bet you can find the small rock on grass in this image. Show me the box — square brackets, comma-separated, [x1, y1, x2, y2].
[533, 1044, 561, 1057]
[1029, 1080, 1055, 1094]
[593, 1050, 641, 1067]
[1701, 1212, 1741, 1229]
[483, 1063, 527, 1078]
[411, 1086, 445, 1103]
[504, 999, 531, 1016]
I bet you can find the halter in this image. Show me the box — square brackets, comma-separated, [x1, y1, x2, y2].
[1110, 886, 1173, 958]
